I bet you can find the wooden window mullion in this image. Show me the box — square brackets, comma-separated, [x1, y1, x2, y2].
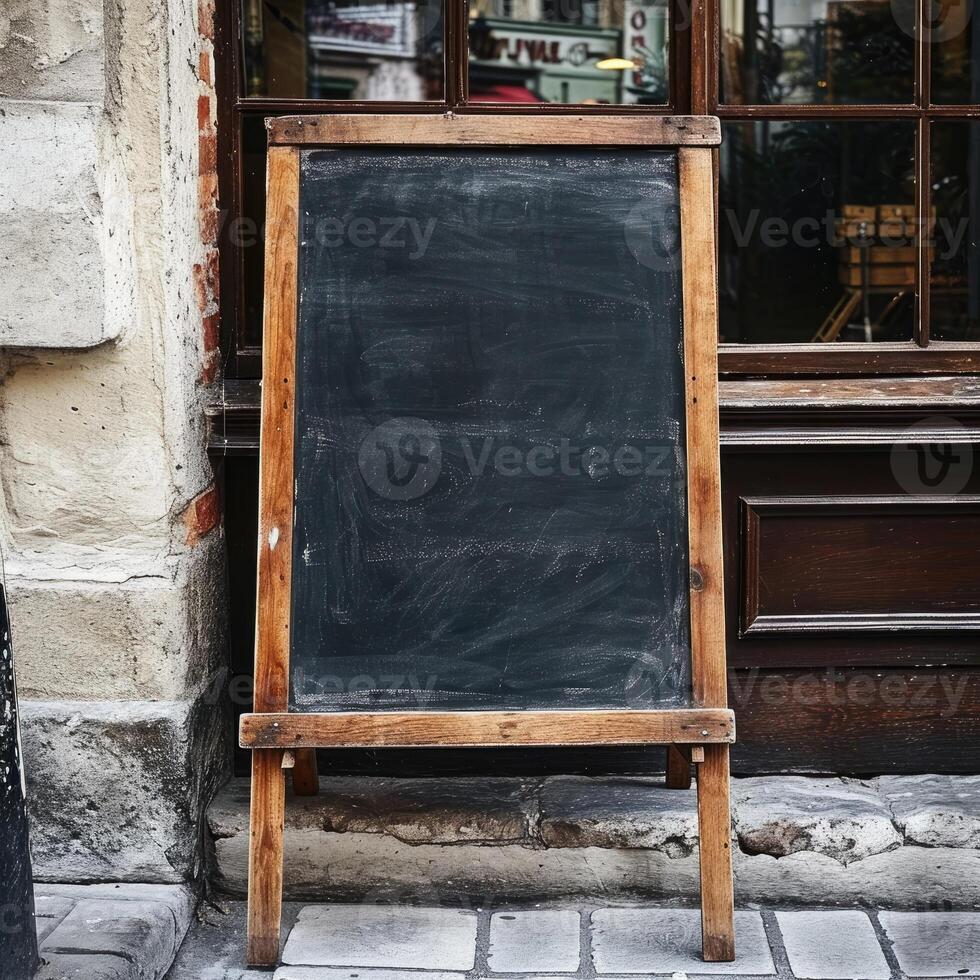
[916, 0, 932, 347]
[446, 0, 468, 107]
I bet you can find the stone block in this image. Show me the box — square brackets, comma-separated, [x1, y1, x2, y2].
[733, 777, 902, 864]
[36, 883, 195, 936]
[10, 576, 219, 702]
[0, 100, 110, 348]
[879, 912, 980, 977]
[22, 698, 227, 882]
[281, 905, 477, 970]
[776, 910, 890, 979]
[734, 845, 980, 910]
[590, 908, 775, 974]
[0, 1, 105, 102]
[209, 773, 531, 847]
[877, 774, 980, 848]
[487, 910, 581, 973]
[538, 776, 698, 854]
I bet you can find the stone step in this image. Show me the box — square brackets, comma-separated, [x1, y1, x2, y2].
[206, 774, 980, 908]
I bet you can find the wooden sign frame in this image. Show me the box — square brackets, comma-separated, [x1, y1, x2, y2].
[241, 113, 734, 967]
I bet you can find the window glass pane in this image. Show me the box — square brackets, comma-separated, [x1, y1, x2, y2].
[932, 121, 980, 340]
[932, 10, 980, 103]
[238, 116, 268, 349]
[241, 0, 444, 99]
[468, 0, 669, 104]
[720, 0, 915, 104]
[720, 120, 916, 343]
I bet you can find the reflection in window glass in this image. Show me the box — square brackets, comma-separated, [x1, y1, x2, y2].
[239, 116, 269, 349]
[720, 0, 914, 104]
[932, 8, 980, 103]
[719, 120, 916, 343]
[467, 0, 669, 103]
[932, 122, 980, 341]
[241, 0, 444, 99]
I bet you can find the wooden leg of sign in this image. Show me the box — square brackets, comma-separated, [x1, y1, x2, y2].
[247, 748, 286, 967]
[292, 748, 320, 796]
[695, 743, 735, 962]
[666, 744, 692, 789]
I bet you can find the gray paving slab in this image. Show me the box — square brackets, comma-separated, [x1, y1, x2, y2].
[281, 905, 478, 970]
[488, 910, 581, 973]
[35, 951, 136, 980]
[163, 899, 306, 980]
[879, 912, 980, 977]
[274, 970, 465, 980]
[41, 898, 181, 968]
[34, 894, 76, 944]
[776, 911, 889, 980]
[590, 909, 776, 975]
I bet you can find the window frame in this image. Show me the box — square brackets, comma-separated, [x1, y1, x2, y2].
[215, 0, 980, 379]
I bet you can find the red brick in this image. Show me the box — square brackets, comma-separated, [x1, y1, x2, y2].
[192, 262, 209, 313]
[198, 0, 216, 42]
[183, 484, 221, 545]
[202, 311, 220, 354]
[198, 50, 212, 86]
[199, 200, 219, 247]
[199, 129, 217, 177]
[204, 247, 220, 305]
[201, 348, 221, 385]
[192, 249, 219, 313]
[197, 94, 212, 134]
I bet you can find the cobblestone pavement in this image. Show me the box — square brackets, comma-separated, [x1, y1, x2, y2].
[165, 902, 980, 980]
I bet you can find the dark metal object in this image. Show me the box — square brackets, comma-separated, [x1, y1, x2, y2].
[0, 580, 39, 979]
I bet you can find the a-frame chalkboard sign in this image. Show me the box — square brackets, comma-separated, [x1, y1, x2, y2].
[242, 113, 735, 967]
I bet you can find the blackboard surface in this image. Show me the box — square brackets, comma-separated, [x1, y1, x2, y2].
[290, 147, 691, 712]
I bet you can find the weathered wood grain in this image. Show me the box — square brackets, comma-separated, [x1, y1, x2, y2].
[679, 146, 727, 711]
[240, 709, 736, 748]
[246, 748, 285, 966]
[247, 144, 299, 968]
[696, 744, 735, 961]
[666, 744, 693, 789]
[253, 144, 299, 715]
[268, 114, 721, 147]
[291, 748, 320, 796]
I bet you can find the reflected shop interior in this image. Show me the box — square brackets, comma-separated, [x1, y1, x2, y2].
[238, 0, 978, 345]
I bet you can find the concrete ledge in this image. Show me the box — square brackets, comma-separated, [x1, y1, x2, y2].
[208, 774, 980, 908]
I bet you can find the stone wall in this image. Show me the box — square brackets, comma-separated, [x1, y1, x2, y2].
[0, 0, 228, 882]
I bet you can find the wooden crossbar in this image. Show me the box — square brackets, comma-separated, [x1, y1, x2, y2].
[267, 113, 722, 147]
[240, 709, 736, 749]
